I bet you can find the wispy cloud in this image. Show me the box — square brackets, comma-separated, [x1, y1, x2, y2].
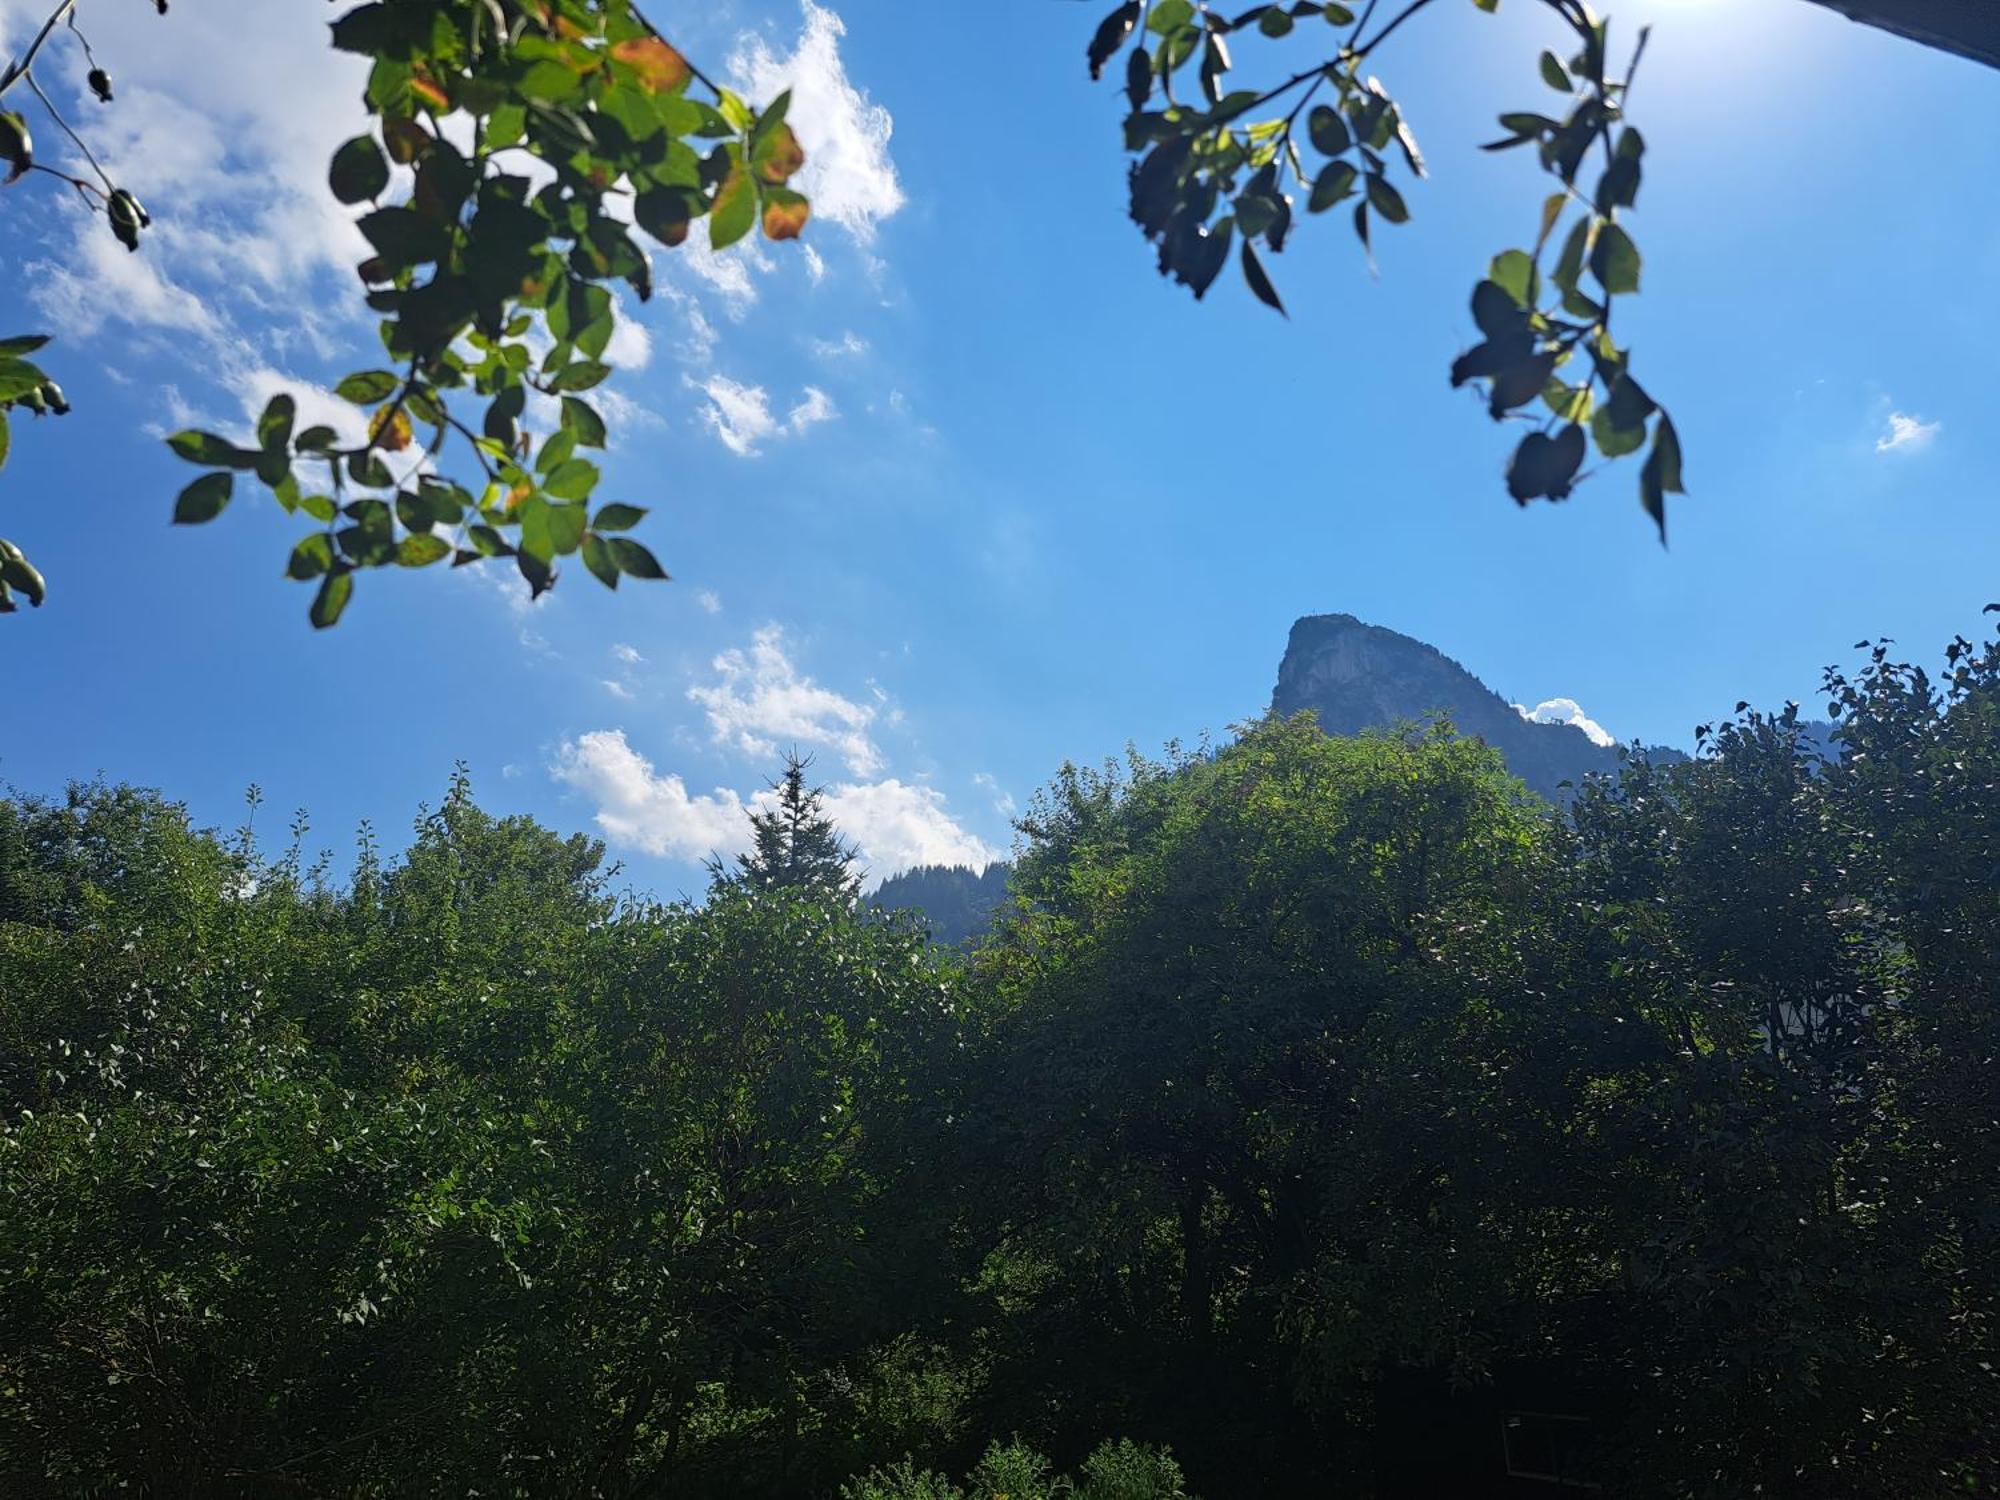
[810, 331, 869, 359]
[1875, 411, 1940, 454]
[689, 625, 883, 776]
[789, 386, 837, 434]
[694, 375, 839, 457]
[973, 771, 1017, 819]
[696, 589, 724, 615]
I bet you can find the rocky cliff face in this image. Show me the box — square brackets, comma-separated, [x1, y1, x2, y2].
[1271, 613, 1659, 799]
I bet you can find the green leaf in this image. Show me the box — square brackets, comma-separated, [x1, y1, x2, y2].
[166, 430, 259, 469]
[608, 537, 669, 580]
[1539, 50, 1572, 92]
[300, 494, 338, 523]
[1488, 249, 1535, 308]
[1088, 1, 1142, 79]
[1507, 423, 1586, 503]
[257, 394, 296, 453]
[0, 359, 42, 403]
[592, 502, 647, 532]
[543, 459, 600, 501]
[1589, 221, 1641, 295]
[172, 472, 233, 524]
[329, 134, 390, 204]
[0, 335, 49, 358]
[0, 410, 9, 474]
[359, 206, 451, 268]
[535, 428, 577, 476]
[1640, 412, 1684, 542]
[1487, 350, 1557, 415]
[710, 165, 756, 250]
[545, 502, 587, 555]
[1308, 161, 1357, 212]
[172, 482, 232, 536]
[1364, 174, 1409, 224]
[560, 396, 607, 449]
[467, 524, 512, 558]
[309, 570, 353, 629]
[336, 370, 401, 404]
[1471, 281, 1529, 340]
[1535, 191, 1567, 254]
[398, 533, 451, 567]
[581, 532, 621, 589]
[1591, 375, 1656, 459]
[549, 361, 611, 393]
[286, 533, 334, 580]
[1550, 215, 1591, 293]
[1307, 104, 1350, 158]
[1240, 241, 1285, 316]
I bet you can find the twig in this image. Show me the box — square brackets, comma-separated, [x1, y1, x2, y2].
[0, 0, 77, 96]
[25, 71, 112, 192]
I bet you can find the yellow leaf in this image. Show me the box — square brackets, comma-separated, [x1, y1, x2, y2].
[369, 405, 413, 453]
[610, 36, 689, 94]
[410, 70, 450, 113]
[761, 190, 810, 242]
[754, 122, 805, 184]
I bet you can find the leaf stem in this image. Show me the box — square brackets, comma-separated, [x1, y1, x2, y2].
[25, 71, 112, 192]
[0, 0, 76, 97]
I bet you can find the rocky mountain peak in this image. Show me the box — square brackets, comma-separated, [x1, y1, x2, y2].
[1271, 613, 1651, 799]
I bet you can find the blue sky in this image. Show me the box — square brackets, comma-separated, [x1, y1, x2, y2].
[1, 0, 1995, 894]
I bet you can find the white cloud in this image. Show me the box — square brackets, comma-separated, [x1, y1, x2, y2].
[689, 624, 883, 776]
[9, 2, 371, 342]
[696, 588, 724, 615]
[801, 243, 826, 282]
[823, 779, 999, 878]
[1875, 411, 1940, 454]
[611, 643, 645, 665]
[789, 385, 836, 433]
[671, 232, 771, 312]
[972, 771, 1017, 819]
[550, 731, 991, 884]
[730, 2, 905, 246]
[552, 731, 749, 862]
[1513, 697, 1616, 748]
[810, 330, 869, 359]
[695, 374, 780, 457]
[695, 374, 837, 456]
[605, 312, 653, 372]
[602, 679, 635, 701]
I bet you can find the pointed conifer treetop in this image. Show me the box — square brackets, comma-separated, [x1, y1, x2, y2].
[720, 750, 861, 903]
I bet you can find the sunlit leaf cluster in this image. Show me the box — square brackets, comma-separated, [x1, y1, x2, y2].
[1, 0, 811, 626]
[161, 0, 810, 625]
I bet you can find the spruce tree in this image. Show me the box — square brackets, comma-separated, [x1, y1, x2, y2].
[716, 751, 862, 902]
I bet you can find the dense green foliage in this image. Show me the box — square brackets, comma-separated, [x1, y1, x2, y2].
[4, 628, 1999, 1496]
